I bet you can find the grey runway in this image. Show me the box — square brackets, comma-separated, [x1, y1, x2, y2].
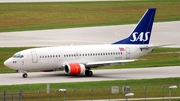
[1, 66, 180, 85]
[0, 21, 180, 47]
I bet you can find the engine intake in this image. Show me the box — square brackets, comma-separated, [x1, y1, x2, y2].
[64, 63, 85, 75]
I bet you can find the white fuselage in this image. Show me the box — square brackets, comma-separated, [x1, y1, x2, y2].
[4, 44, 153, 71]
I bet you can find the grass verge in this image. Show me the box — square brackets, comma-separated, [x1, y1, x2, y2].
[1, 78, 180, 100]
[0, 0, 180, 32]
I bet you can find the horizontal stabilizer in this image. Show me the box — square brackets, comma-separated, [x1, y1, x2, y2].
[139, 43, 177, 50]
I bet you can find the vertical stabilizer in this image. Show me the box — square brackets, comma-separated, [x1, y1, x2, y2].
[112, 8, 156, 44]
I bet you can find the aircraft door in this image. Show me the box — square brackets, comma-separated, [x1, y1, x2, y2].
[126, 47, 130, 59]
[31, 51, 38, 63]
[75, 52, 79, 59]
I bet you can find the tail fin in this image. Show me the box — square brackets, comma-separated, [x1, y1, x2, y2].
[112, 8, 156, 44]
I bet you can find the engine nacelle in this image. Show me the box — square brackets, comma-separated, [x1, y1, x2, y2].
[64, 63, 85, 75]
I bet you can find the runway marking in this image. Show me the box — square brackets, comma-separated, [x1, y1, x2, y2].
[114, 30, 127, 36]
[17, 32, 31, 37]
[155, 26, 167, 30]
[0, 32, 31, 41]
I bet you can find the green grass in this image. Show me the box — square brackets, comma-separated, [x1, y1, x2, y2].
[150, 48, 180, 53]
[0, 0, 180, 32]
[1, 78, 180, 100]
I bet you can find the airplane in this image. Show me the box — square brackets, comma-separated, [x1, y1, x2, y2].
[4, 8, 156, 78]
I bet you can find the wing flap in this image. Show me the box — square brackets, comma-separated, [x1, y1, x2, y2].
[86, 60, 135, 66]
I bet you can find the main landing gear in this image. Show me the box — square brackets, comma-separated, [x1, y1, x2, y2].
[85, 68, 93, 76]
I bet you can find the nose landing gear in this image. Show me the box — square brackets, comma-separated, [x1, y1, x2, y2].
[17, 70, 28, 78]
[22, 73, 28, 78]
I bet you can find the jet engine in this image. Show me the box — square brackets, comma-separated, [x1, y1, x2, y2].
[64, 63, 86, 75]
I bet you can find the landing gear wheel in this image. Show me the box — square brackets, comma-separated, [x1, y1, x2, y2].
[85, 70, 93, 76]
[22, 73, 28, 78]
[85, 70, 89, 76]
[88, 71, 93, 76]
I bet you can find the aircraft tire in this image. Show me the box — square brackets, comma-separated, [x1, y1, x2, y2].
[85, 70, 89, 76]
[85, 70, 93, 76]
[88, 71, 93, 76]
[22, 73, 28, 78]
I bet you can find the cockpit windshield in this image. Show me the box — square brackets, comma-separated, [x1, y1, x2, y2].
[12, 54, 24, 58]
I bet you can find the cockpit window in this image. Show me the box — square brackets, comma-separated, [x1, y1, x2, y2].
[12, 54, 24, 58]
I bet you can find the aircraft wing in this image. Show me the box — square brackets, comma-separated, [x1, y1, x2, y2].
[86, 59, 135, 66]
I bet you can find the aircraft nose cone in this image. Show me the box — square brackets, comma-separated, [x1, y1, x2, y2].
[4, 59, 12, 68]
